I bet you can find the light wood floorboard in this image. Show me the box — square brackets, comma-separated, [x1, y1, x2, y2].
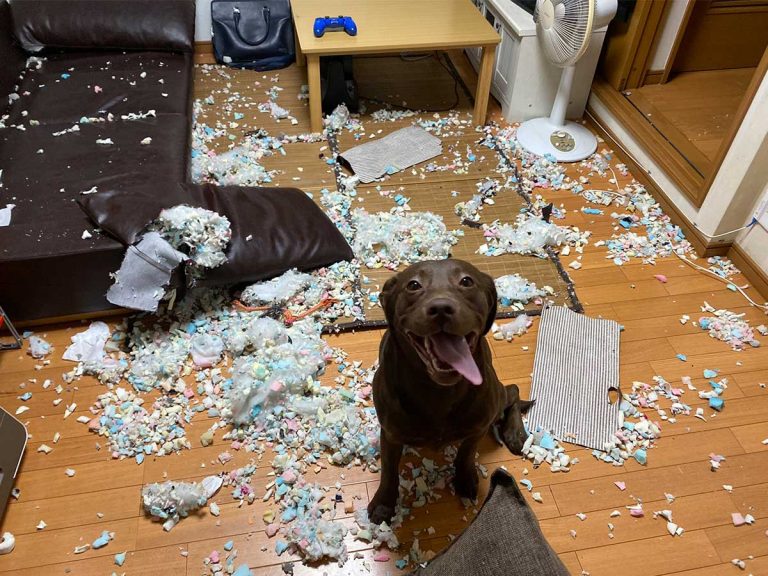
[0, 55, 766, 576]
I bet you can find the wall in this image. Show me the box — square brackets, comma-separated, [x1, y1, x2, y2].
[649, 0, 690, 71]
[736, 181, 768, 272]
[696, 69, 768, 241]
[196, 0, 213, 42]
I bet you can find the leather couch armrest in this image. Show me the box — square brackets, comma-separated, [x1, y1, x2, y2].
[9, 0, 196, 53]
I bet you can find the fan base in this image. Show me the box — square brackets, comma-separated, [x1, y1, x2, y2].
[516, 118, 597, 162]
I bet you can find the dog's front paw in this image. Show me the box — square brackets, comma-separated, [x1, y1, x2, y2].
[367, 501, 396, 525]
[453, 465, 479, 501]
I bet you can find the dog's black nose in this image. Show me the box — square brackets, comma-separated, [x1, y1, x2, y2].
[427, 299, 456, 317]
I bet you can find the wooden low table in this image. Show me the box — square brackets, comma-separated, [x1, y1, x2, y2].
[292, 0, 500, 132]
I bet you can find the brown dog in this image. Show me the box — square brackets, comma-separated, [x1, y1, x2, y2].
[368, 259, 534, 524]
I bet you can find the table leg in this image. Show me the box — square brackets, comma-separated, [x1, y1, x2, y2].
[294, 31, 305, 67]
[307, 54, 322, 133]
[473, 44, 496, 127]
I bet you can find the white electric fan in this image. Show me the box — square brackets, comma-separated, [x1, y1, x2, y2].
[516, 0, 617, 162]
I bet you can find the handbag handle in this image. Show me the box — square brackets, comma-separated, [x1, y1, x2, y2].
[232, 5, 271, 46]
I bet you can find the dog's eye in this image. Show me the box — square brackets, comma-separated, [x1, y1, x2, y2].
[459, 276, 474, 287]
[407, 280, 422, 291]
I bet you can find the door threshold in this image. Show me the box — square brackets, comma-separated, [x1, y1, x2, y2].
[591, 79, 707, 207]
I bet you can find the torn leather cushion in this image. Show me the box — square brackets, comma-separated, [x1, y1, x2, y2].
[78, 182, 355, 287]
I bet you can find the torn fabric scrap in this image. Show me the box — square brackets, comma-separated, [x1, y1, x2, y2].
[106, 231, 186, 312]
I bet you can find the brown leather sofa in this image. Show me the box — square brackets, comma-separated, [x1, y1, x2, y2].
[0, 0, 196, 321]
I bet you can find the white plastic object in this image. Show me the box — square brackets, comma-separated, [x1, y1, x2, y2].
[201, 475, 224, 499]
[0, 532, 15, 555]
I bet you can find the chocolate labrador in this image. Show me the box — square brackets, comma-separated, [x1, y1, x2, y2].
[368, 259, 534, 524]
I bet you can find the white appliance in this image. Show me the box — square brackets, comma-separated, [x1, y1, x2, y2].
[466, 0, 611, 126]
[516, 0, 618, 161]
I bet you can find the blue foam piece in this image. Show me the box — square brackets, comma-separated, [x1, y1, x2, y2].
[539, 433, 556, 450]
[709, 397, 724, 411]
[676, 354, 687, 361]
[92, 531, 111, 549]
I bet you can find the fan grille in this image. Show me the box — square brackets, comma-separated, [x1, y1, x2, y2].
[535, 0, 594, 67]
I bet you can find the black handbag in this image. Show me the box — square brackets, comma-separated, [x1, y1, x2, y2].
[211, 0, 295, 71]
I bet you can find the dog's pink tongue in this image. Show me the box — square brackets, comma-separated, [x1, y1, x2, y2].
[431, 333, 482, 385]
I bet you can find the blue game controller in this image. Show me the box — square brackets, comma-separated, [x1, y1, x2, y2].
[313, 16, 357, 38]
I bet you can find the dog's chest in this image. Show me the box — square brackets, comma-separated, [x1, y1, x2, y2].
[387, 392, 494, 447]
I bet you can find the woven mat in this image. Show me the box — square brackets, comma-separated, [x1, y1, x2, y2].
[527, 306, 621, 450]
[193, 55, 580, 330]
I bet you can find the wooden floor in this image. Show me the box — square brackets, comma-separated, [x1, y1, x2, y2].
[1, 55, 768, 576]
[625, 68, 754, 176]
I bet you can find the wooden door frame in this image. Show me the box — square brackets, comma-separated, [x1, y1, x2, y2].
[600, 0, 670, 91]
[660, 0, 696, 83]
[702, 45, 768, 193]
[626, 0, 672, 89]
[596, 1, 768, 208]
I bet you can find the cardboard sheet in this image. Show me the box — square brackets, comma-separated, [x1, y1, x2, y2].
[338, 126, 442, 183]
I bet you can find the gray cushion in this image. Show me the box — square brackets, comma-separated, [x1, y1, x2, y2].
[408, 468, 569, 576]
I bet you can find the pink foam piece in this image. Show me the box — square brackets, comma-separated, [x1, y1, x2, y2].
[209, 550, 220, 563]
[281, 470, 297, 484]
[374, 551, 391, 562]
[654, 274, 668, 283]
[614, 481, 626, 491]
[183, 388, 195, 398]
[265, 523, 279, 537]
[630, 508, 644, 518]
[732, 513, 746, 526]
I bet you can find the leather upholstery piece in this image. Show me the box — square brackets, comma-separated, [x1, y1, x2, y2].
[9, 0, 196, 53]
[0, 115, 190, 259]
[0, 113, 190, 320]
[0, 0, 25, 107]
[79, 183, 356, 287]
[0, 247, 124, 321]
[4, 52, 193, 126]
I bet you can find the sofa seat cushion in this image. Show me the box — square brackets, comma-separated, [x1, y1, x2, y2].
[79, 183, 356, 288]
[0, 111, 191, 320]
[0, 113, 190, 259]
[4, 51, 192, 127]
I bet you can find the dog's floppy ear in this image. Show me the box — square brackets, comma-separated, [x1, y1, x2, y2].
[518, 399, 535, 414]
[479, 270, 497, 335]
[380, 274, 400, 324]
